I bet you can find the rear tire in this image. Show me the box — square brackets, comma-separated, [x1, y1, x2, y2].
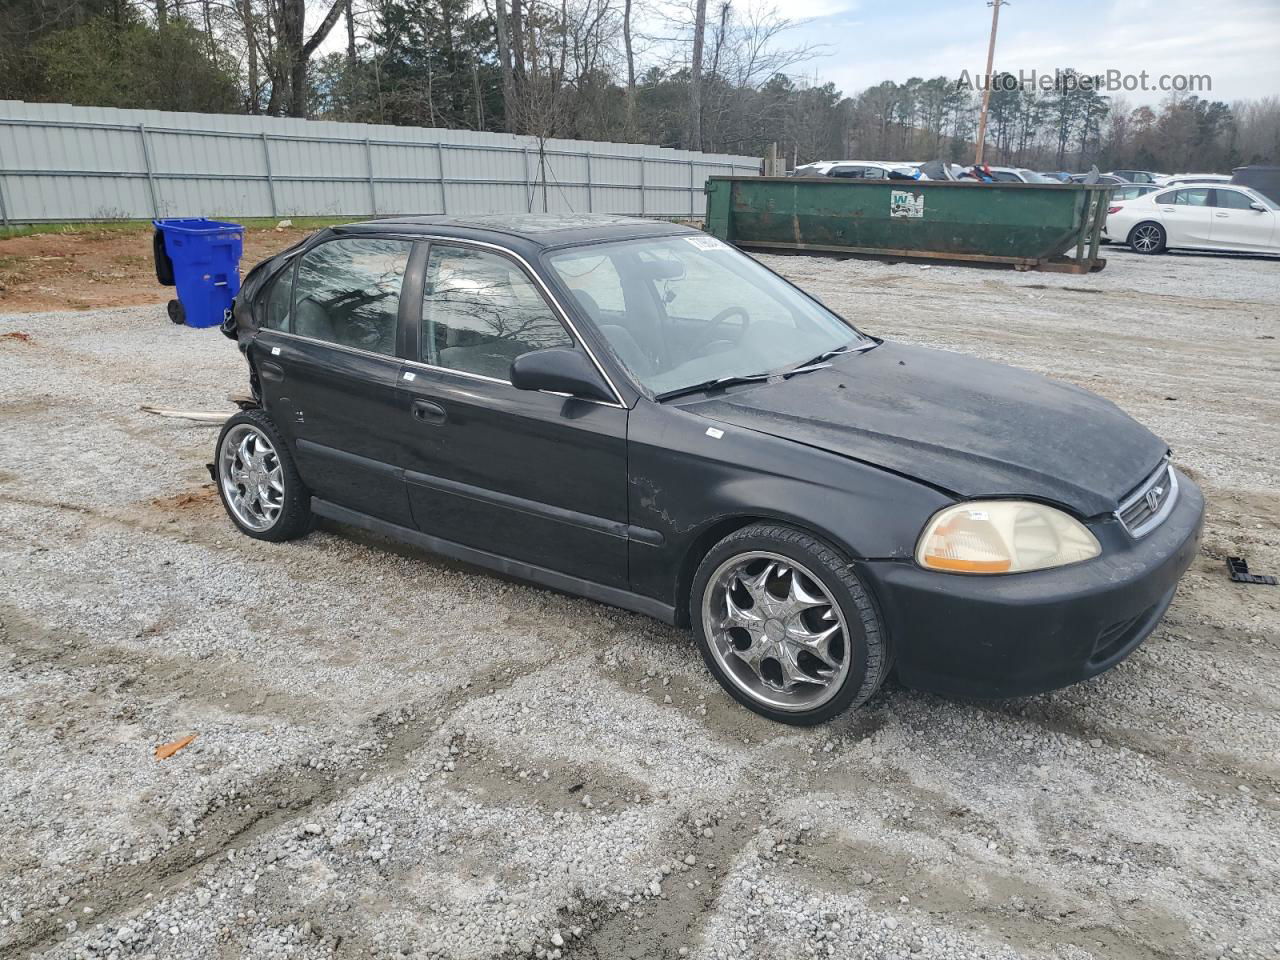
[691, 523, 889, 725]
[214, 409, 311, 542]
[1128, 222, 1166, 254]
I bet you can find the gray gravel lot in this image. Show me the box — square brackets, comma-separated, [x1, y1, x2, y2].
[1, 246, 1278, 960]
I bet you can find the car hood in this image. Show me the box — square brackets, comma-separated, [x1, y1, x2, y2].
[692, 342, 1167, 517]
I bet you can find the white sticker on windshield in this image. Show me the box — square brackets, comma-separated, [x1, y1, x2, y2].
[685, 235, 726, 251]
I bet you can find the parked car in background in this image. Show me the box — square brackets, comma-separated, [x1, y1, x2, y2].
[1070, 173, 1126, 185]
[1039, 171, 1073, 182]
[217, 214, 1204, 724]
[1232, 164, 1280, 205]
[1107, 170, 1160, 183]
[1112, 183, 1162, 202]
[1103, 184, 1280, 255]
[985, 166, 1057, 183]
[1156, 173, 1231, 187]
[792, 160, 922, 180]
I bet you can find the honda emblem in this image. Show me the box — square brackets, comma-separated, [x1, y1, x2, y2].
[1144, 486, 1164, 512]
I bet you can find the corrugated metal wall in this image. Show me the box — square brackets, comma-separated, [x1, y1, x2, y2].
[0, 101, 761, 224]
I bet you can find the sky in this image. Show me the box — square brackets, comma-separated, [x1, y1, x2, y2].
[772, 0, 1280, 105]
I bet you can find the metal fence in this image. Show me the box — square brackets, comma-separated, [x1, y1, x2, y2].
[0, 101, 761, 225]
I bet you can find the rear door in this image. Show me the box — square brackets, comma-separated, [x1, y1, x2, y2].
[396, 241, 631, 589]
[250, 235, 416, 527]
[1209, 189, 1279, 252]
[1156, 188, 1213, 246]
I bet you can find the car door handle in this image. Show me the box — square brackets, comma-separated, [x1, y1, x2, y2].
[1214, 212, 1229, 218]
[411, 399, 447, 425]
[260, 360, 284, 382]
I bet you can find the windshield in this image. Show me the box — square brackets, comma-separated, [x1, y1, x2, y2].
[1018, 170, 1055, 183]
[547, 235, 867, 396]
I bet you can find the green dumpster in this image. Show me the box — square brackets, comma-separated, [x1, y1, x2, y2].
[704, 176, 1113, 272]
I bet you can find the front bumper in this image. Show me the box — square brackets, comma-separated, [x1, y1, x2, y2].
[860, 470, 1204, 698]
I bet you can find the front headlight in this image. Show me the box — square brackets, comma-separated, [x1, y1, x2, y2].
[916, 501, 1101, 574]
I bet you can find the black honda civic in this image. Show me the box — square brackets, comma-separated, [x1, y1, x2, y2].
[217, 214, 1203, 725]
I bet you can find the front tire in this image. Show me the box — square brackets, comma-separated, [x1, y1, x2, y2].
[1128, 221, 1166, 254]
[691, 523, 889, 725]
[214, 410, 311, 542]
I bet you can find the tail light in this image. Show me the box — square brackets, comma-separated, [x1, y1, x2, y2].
[1107, 205, 1123, 214]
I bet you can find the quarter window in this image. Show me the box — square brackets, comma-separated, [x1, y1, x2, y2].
[421, 245, 573, 381]
[293, 238, 411, 356]
[263, 267, 293, 331]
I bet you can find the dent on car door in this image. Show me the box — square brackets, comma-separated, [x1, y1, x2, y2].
[396, 242, 631, 589]
[254, 235, 416, 526]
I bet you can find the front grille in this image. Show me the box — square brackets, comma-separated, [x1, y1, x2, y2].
[1116, 460, 1178, 538]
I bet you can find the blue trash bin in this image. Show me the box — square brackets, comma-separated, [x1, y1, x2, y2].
[153, 219, 245, 328]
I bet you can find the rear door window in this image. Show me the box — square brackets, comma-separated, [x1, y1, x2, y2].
[293, 238, 412, 356]
[1173, 189, 1211, 207]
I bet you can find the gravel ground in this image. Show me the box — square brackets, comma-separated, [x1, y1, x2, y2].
[1, 246, 1277, 960]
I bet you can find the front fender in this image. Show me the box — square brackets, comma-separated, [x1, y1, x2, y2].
[626, 400, 952, 614]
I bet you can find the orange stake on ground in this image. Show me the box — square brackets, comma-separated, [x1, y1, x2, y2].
[154, 734, 197, 760]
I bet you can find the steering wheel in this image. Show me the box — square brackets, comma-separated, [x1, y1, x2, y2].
[709, 305, 750, 342]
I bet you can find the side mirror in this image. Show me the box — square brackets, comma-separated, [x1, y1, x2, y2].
[510, 347, 614, 403]
[1250, 202, 1267, 212]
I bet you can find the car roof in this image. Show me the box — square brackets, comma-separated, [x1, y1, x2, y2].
[332, 213, 699, 251]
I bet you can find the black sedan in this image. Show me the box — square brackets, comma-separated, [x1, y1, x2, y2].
[217, 214, 1203, 725]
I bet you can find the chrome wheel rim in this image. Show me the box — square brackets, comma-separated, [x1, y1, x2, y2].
[702, 551, 851, 712]
[1132, 225, 1162, 252]
[219, 424, 284, 532]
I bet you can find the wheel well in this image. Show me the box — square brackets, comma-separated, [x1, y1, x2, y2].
[672, 515, 857, 627]
[1128, 220, 1164, 241]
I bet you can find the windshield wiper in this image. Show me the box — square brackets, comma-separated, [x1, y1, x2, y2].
[791, 340, 877, 370]
[654, 372, 775, 402]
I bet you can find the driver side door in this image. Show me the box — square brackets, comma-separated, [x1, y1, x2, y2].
[1209, 189, 1278, 252]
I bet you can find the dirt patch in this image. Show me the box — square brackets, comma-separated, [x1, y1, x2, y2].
[0, 227, 317, 313]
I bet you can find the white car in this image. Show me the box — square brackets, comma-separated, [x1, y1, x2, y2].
[984, 166, 1057, 184]
[792, 160, 925, 180]
[1103, 183, 1280, 255]
[1155, 173, 1232, 187]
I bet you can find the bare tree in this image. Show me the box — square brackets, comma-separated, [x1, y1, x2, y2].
[687, 0, 706, 149]
[623, 0, 635, 133]
[492, 0, 517, 130]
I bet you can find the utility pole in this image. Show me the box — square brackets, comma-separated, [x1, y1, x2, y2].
[974, 0, 1005, 165]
